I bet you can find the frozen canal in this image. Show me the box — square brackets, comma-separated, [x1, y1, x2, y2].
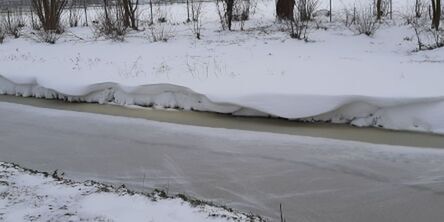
[1, 101, 444, 222]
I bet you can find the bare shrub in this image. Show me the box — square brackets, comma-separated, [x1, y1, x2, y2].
[190, 0, 204, 39]
[296, 0, 319, 21]
[30, 7, 41, 30]
[351, 5, 379, 36]
[410, 15, 443, 50]
[410, 16, 427, 49]
[2, 10, 25, 38]
[215, 0, 227, 30]
[402, 1, 427, 25]
[148, 21, 173, 42]
[414, 0, 426, 18]
[216, 0, 256, 30]
[117, 0, 139, 30]
[284, 5, 309, 40]
[92, 1, 128, 41]
[215, 0, 236, 30]
[31, 0, 67, 33]
[233, 0, 255, 21]
[233, 0, 257, 30]
[148, 6, 173, 42]
[68, 1, 81, 27]
[343, 6, 356, 27]
[155, 5, 168, 23]
[148, 24, 173, 42]
[286, 17, 308, 40]
[34, 30, 62, 44]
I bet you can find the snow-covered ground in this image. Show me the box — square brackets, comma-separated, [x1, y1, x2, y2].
[0, 162, 261, 222]
[1, 0, 444, 134]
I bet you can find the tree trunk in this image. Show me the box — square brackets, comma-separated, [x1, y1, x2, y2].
[83, 0, 88, 26]
[225, 0, 234, 30]
[103, 0, 109, 21]
[276, 0, 295, 20]
[376, 0, 382, 20]
[31, 0, 67, 32]
[186, 0, 190, 22]
[149, 0, 153, 24]
[431, 0, 441, 30]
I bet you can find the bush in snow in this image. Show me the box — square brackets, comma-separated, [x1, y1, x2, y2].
[116, 0, 140, 30]
[30, 7, 41, 30]
[284, 5, 309, 40]
[295, 0, 319, 21]
[31, 0, 67, 33]
[350, 5, 379, 36]
[147, 5, 174, 42]
[215, 0, 228, 30]
[409, 15, 444, 50]
[92, 1, 128, 41]
[215, 0, 239, 30]
[148, 22, 174, 42]
[67, 1, 82, 28]
[216, 0, 256, 31]
[189, 0, 204, 39]
[233, 0, 257, 30]
[402, 2, 444, 50]
[1, 10, 25, 39]
[374, 0, 391, 20]
[30, 0, 66, 43]
[343, 6, 356, 28]
[413, 0, 427, 18]
[33, 30, 62, 44]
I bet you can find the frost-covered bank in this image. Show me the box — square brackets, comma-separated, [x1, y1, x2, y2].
[0, 162, 262, 222]
[1, 0, 444, 134]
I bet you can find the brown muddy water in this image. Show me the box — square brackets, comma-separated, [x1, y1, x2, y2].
[1, 94, 444, 148]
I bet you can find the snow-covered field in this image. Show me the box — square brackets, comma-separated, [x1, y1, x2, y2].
[0, 162, 261, 222]
[1, 0, 444, 134]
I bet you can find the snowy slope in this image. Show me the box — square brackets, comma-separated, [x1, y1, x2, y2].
[1, 0, 444, 133]
[0, 162, 262, 222]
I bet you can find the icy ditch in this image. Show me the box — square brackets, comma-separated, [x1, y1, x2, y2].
[0, 162, 263, 222]
[1, 74, 444, 134]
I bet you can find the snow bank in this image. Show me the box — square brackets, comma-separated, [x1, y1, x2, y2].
[0, 74, 245, 113]
[2, 74, 444, 134]
[0, 162, 262, 222]
[1, 1, 444, 134]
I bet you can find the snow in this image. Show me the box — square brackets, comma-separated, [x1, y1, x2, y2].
[1, 0, 444, 133]
[0, 162, 261, 222]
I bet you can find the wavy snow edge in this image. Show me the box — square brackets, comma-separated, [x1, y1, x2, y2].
[0, 162, 264, 222]
[1, 75, 444, 134]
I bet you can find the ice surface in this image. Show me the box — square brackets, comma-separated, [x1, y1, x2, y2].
[1, 102, 444, 222]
